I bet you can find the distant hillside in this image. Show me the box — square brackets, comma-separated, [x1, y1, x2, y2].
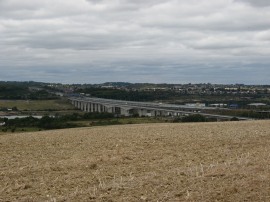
[1, 121, 269, 201]
[0, 81, 57, 100]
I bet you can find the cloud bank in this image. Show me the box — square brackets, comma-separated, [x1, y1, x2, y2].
[0, 0, 269, 84]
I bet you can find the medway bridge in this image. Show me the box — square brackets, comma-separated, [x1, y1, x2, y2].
[69, 97, 251, 121]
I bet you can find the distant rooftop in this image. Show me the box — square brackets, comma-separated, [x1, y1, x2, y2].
[248, 103, 267, 106]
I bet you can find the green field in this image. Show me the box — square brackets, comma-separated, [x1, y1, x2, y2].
[0, 99, 76, 111]
[0, 127, 41, 134]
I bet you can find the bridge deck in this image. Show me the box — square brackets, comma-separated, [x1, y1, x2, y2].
[69, 97, 252, 121]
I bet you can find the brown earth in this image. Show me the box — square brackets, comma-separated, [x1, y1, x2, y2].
[0, 121, 270, 201]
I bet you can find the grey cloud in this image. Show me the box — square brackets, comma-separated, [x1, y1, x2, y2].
[236, 0, 270, 7]
[255, 30, 270, 41]
[0, 0, 270, 84]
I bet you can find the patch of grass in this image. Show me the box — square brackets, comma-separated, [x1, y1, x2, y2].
[0, 99, 75, 111]
[1, 127, 41, 134]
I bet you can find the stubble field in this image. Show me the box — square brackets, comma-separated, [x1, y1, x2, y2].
[0, 121, 270, 201]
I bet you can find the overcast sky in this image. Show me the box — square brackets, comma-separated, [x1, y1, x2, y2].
[0, 0, 270, 84]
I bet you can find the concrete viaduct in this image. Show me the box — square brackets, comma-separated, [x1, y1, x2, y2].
[69, 97, 251, 121]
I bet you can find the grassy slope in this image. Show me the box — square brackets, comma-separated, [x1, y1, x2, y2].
[0, 121, 270, 201]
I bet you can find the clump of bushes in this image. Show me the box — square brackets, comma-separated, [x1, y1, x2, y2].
[230, 117, 239, 121]
[181, 114, 207, 122]
[173, 114, 208, 123]
[0, 112, 116, 131]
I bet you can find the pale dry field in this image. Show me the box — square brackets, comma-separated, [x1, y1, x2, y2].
[0, 121, 270, 202]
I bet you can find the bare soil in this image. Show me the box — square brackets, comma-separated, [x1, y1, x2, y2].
[0, 121, 270, 201]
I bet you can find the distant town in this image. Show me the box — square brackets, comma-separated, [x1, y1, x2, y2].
[53, 82, 270, 96]
[51, 82, 270, 108]
[1, 81, 270, 106]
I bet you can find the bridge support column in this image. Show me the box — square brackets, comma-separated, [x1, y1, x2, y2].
[100, 104, 103, 112]
[96, 104, 99, 112]
[138, 109, 147, 117]
[89, 103, 93, 112]
[167, 112, 173, 116]
[99, 104, 103, 112]
[120, 108, 130, 116]
[82, 102, 85, 111]
[87, 103, 90, 112]
[160, 111, 166, 116]
[80, 102, 84, 111]
[81, 102, 84, 111]
[95, 103, 98, 112]
[84, 102, 87, 112]
[95, 104, 99, 112]
[159, 111, 165, 116]
[90, 103, 93, 112]
[99, 104, 102, 112]
[107, 106, 113, 113]
[81, 102, 85, 111]
[150, 110, 156, 117]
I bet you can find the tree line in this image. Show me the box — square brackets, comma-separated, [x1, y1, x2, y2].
[0, 112, 114, 132]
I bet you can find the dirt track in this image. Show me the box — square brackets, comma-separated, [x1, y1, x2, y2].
[1, 121, 270, 201]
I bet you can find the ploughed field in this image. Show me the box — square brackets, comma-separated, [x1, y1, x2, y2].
[0, 121, 270, 201]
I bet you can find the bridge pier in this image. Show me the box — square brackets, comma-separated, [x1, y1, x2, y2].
[120, 108, 129, 116]
[75, 101, 79, 109]
[94, 103, 97, 112]
[87, 103, 90, 112]
[84, 102, 87, 112]
[90, 103, 93, 112]
[138, 109, 147, 117]
[107, 106, 113, 113]
[80, 102, 84, 111]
